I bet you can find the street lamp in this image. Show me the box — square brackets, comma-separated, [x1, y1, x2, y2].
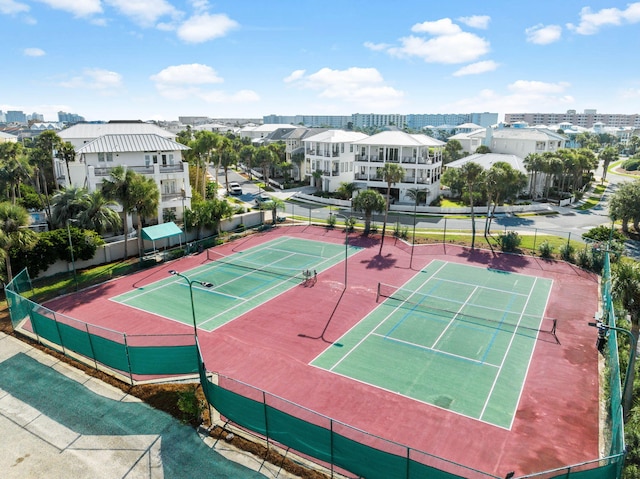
[66, 219, 78, 291]
[168, 270, 213, 339]
[330, 212, 351, 289]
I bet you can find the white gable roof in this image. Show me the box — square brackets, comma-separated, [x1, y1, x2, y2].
[352, 130, 444, 147]
[303, 130, 369, 143]
[446, 153, 527, 173]
[77, 134, 190, 154]
[59, 122, 175, 140]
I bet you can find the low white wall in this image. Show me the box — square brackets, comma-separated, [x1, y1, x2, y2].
[38, 211, 263, 279]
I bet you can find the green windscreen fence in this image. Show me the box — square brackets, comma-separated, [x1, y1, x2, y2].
[4, 265, 627, 479]
[5, 269, 199, 382]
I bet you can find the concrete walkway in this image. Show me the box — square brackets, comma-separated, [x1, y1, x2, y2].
[0, 332, 296, 479]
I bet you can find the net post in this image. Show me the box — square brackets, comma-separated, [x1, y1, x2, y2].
[376, 282, 381, 303]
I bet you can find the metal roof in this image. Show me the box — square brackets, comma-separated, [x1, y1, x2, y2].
[59, 122, 175, 140]
[303, 130, 369, 143]
[77, 134, 190, 154]
[352, 130, 445, 147]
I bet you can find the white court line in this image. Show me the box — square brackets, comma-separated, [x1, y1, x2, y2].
[430, 275, 532, 297]
[371, 333, 499, 367]
[430, 286, 479, 349]
[327, 262, 448, 372]
[479, 277, 539, 422]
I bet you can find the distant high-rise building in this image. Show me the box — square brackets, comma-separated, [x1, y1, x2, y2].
[58, 111, 85, 124]
[6, 110, 27, 124]
[28, 112, 44, 122]
[264, 114, 350, 128]
[265, 112, 498, 130]
[0, 111, 5, 122]
[504, 110, 640, 129]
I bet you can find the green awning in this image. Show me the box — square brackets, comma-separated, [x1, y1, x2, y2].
[141, 222, 183, 241]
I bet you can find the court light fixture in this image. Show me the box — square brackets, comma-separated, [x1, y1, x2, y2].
[168, 270, 213, 339]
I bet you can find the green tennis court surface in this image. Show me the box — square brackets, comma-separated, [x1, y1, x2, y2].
[112, 236, 360, 332]
[311, 260, 553, 429]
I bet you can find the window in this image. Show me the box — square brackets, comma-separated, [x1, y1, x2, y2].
[145, 154, 151, 166]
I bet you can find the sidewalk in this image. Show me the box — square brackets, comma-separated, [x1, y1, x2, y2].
[0, 332, 296, 479]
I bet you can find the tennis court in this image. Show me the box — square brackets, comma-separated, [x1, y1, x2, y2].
[111, 236, 360, 332]
[311, 260, 554, 429]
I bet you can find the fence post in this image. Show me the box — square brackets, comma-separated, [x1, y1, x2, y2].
[330, 419, 334, 478]
[533, 229, 538, 251]
[52, 311, 66, 356]
[123, 333, 134, 386]
[263, 391, 270, 457]
[85, 323, 98, 369]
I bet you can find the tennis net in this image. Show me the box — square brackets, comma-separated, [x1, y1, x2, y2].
[376, 282, 558, 342]
[206, 249, 305, 282]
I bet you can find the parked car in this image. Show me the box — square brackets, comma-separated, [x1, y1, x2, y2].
[228, 182, 243, 195]
[254, 193, 271, 205]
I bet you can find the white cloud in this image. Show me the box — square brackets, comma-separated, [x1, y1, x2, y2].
[283, 70, 305, 83]
[508, 80, 570, 94]
[525, 24, 562, 44]
[411, 18, 461, 35]
[150, 64, 223, 85]
[34, 0, 101, 17]
[567, 3, 640, 35]
[24, 47, 45, 56]
[457, 15, 490, 29]
[363, 41, 390, 51]
[0, 0, 29, 14]
[59, 68, 123, 90]
[105, 0, 179, 27]
[285, 67, 404, 109]
[389, 32, 489, 64]
[442, 81, 574, 115]
[150, 63, 258, 104]
[177, 12, 238, 43]
[452, 60, 498, 77]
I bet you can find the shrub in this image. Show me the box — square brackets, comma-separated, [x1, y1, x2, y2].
[177, 388, 203, 425]
[393, 222, 401, 237]
[576, 247, 591, 269]
[559, 243, 575, 263]
[498, 231, 521, 252]
[538, 241, 554, 258]
[326, 214, 337, 228]
[622, 158, 640, 171]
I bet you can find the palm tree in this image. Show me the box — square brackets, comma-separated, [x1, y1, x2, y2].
[600, 146, 619, 183]
[129, 175, 160, 257]
[0, 202, 37, 282]
[33, 130, 63, 185]
[58, 141, 76, 185]
[51, 187, 87, 228]
[76, 191, 122, 235]
[524, 153, 544, 199]
[378, 163, 405, 255]
[220, 145, 238, 194]
[239, 145, 256, 180]
[459, 162, 485, 249]
[101, 166, 137, 259]
[612, 261, 640, 418]
[0, 143, 32, 204]
[255, 146, 275, 188]
[352, 189, 386, 236]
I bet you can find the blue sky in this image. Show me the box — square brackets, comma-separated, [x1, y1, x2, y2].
[2, 1, 640, 122]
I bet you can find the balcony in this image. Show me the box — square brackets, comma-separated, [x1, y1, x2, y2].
[401, 157, 416, 164]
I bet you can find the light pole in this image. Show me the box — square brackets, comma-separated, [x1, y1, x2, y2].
[66, 219, 78, 291]
[410, 188, 428, 270]
[168, 270, 213, 339]
[330, 212, 350, 289]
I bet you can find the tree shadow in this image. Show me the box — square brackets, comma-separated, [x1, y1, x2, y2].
[364, 253, 397, 270]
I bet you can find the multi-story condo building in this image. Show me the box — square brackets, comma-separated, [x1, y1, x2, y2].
[407, 113, 498, 129]
[59, 121, 192, 228]
[352, 130, 445, 204]
[351, 113, 407, 129]
[282, 127, 328, 180]
[265, 112, 498, 130]
[58, 111, 85, 123]
[505, 110, 640, 129]
[6, 111, 27, 124]
[303, 130, 369, 192]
